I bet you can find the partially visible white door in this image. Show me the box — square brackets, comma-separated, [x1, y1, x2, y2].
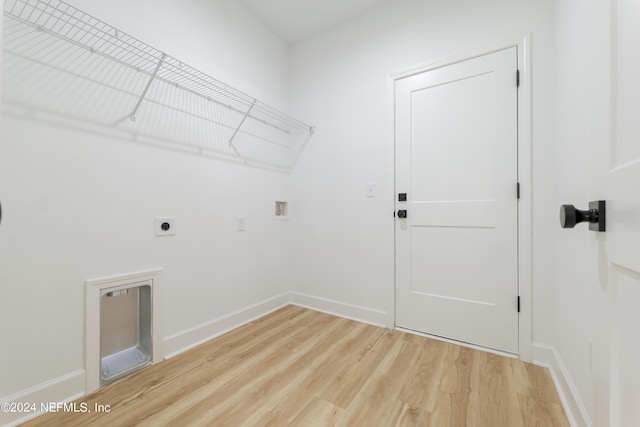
[593, 1, 640, 425]
[395, 47, 519, 353]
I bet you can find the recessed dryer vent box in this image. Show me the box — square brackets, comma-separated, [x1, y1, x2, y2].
[100, 281, 152, 385]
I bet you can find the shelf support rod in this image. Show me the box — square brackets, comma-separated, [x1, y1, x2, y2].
[130, 53, 166, 122]
[228, 99, 257, 154]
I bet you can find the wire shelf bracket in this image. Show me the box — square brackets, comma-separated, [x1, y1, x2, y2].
[130, 53, 166, 123]
[229, 98, 256, 157]
[2, 0, 314, 172]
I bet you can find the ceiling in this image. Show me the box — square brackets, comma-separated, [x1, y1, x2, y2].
[239, 0, 392, 45]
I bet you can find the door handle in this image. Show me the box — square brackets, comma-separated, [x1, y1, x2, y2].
[397, 210, 407, 218]
[559, 200, 605, 232]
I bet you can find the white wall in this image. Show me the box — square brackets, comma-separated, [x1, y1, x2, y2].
[288, 0, 557, 333]
[65, 0, 291, 109]
[0, 0, 606, 425]
[0, 0, 293, 412]
[288, 0, 608, 423]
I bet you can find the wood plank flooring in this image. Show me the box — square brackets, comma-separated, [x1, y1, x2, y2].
[23, 306, 569, 426]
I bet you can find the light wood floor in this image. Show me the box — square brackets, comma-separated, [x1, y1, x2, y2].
[23, 305, 569, 426]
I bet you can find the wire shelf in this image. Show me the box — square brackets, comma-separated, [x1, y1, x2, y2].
[2, 0, 314, 172]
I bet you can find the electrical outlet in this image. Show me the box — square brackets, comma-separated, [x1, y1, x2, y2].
[155, 217, 176, 236]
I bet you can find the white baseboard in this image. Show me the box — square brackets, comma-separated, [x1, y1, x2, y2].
[0, 369, 85, 427]
[162, 292, 292, 359]
[532, 342, 591, 427]
[289, 292, 387, 327]
[162, 292, 388, 359]
[1, 292, 388, 427]
[163, 292, 389, 360]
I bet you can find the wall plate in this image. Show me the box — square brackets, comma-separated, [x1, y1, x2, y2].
[274, 201, 289, 220]
[366, 182, 376, 197]
[237, 216, 247, 231]
[155, 217, 176, 236]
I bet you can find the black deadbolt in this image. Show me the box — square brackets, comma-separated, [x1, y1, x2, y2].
[397, 210, 407, 218]
[398, 193, 407, 202]
[161, 222, 171, 231]
[559, 201, 605, 232]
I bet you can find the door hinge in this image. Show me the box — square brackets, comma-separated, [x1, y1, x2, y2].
[517, 296, 521, 313]
[517, 182, 520, 199]
[516, 69, 520, 87]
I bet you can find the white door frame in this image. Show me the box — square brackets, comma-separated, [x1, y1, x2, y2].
[386, 34, 533, 361]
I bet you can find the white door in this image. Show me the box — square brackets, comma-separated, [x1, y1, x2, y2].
[395, 47, 519, 353]
[593, 1, 640, 424]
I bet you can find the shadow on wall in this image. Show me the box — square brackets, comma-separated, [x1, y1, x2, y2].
[2, 0, 314, 173]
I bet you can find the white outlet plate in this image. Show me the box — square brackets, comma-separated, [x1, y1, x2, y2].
[155, 217, 176, 236]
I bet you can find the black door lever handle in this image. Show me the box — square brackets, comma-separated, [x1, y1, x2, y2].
[559, 201, 605, 232]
